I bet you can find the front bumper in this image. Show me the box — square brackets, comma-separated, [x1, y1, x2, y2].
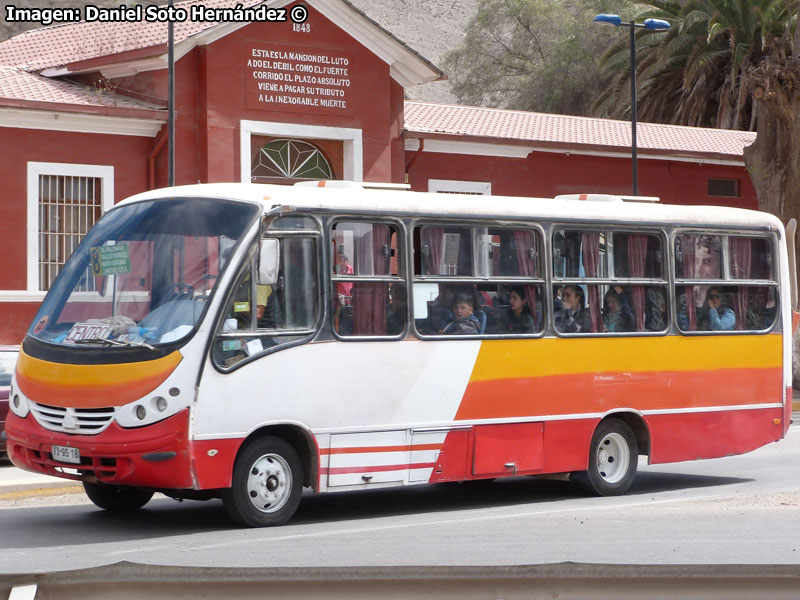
[6, 408, 193, 489]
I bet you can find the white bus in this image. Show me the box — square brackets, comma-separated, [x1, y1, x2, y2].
[6, 183, 795, 526]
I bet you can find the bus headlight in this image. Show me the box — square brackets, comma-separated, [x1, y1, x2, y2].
[153, 396, 168, 412]
[8, 377, 30, 418]
[135, 405, 147, 420]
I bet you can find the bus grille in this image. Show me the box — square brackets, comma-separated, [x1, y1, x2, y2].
[30, 402, 115, 434]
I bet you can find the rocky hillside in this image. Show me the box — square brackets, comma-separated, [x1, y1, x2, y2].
[0, 0, 477, 103]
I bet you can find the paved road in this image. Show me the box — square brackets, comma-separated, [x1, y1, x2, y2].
[1, 424, 799, 573]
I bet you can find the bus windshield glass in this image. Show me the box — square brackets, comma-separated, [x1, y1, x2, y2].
[28, 197, 260, 349]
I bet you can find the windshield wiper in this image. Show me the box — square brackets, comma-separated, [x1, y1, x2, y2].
[73, 338, 157, 351]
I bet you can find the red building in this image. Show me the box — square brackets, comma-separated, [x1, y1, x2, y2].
[0, 0, 758, 344]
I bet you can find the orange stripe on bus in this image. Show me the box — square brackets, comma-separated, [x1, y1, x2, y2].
[455, 367, 782, 421]
[468, 335, 782, 383]
[321, 443, 442, 455]
[15, 348, 183, 408]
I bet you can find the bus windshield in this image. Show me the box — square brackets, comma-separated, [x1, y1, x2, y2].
[28, 197, 260, 349]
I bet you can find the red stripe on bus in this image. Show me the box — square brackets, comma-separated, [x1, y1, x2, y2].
[321, 462, 437, 475]
[456, 367, 782, 421]
[320, 443, 442, 456]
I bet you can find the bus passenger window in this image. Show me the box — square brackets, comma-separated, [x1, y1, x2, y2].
[212, 235, 319, 369]
[414, 225, 544, 337]
[332, 221, 404, 338]
[675, 233, 776, 332]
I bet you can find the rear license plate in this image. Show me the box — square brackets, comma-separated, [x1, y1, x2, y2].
[52, 445, 80, 464]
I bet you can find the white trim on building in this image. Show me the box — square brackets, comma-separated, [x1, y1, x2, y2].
[239, 120, 363, 183]
[0, 108, 163, 137]
[405, 137, 745, 166]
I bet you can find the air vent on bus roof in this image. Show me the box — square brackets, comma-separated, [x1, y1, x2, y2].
[554, 193, 660, 203]
[293, 180, 410, 190]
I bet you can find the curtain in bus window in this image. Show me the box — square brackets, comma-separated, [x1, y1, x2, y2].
[352, 224, 390, 335]
[627, 234, 647, 331]
[580, 232, 601, 333]
[678, 236, 697, 331]
[514, 230, 539, 330]
[729, 237, 752, 330]
[751, 240, 774, 324]
[421, 227, 443, 276]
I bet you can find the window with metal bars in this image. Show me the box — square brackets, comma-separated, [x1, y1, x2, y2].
[707, 178, 740, 197]
[38, 175, 102, 291]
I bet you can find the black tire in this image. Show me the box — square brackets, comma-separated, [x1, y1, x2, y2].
[571, 418, 638, 496]
[83, 482, 154, 511]
[223, 436, 303, 527]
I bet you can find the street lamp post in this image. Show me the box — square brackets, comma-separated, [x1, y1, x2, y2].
[168, 0, 175, 187]
[593, 14, 670, 196]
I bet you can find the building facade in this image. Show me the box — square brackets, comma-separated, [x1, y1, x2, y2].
[0, 0, 758, 343]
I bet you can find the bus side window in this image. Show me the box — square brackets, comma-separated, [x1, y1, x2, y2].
[212, 236, 319, 369]
[332, 221, 403, 338]
[675, 234, 777, 332]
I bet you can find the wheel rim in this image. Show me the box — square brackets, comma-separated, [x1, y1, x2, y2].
[595, 432, 630, 484]
[245, 453, 293, 513]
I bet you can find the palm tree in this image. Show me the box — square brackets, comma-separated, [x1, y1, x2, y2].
[592, 0, 799, 131]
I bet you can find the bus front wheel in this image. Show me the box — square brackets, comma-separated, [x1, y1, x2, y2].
[571, 419, 638, 496]
[223, 436, 303, 527]
[83, 482, 154, 511]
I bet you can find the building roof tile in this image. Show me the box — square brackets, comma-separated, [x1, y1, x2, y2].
[404, 101, 756, 160]
[0, 66, 162, 111]
[0, 0, 263, 72]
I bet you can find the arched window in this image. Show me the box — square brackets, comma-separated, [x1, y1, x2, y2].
[251, 139, 333, 180]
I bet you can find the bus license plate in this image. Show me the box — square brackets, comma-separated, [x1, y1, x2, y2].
[52, 445, 80, 464]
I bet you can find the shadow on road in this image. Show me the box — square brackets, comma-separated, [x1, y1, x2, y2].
[0, 470, 750, 549]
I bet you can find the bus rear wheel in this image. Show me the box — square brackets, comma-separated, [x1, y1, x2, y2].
[223, 436, 303, 527]
[571, 419, 638, 496]
[83, 482, 154, 511]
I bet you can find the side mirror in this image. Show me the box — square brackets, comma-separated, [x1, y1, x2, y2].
[258, 238, 280, 285]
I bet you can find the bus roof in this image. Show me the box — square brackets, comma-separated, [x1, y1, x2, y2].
[120, 182, 782, 231]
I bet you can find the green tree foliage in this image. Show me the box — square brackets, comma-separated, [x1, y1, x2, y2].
[592, 0, 799, 130]
[443, 0, 633, 115]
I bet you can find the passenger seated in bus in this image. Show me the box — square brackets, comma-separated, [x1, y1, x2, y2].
[698, 286, 735, 331]
[425, 284, 455, 333]
[441, 292, 481, 335]
[602, 288, 634, 333]
[496, 286, 535, 334]
[555, 285, 593, 333]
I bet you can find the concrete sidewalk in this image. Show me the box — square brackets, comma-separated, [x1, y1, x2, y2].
[0, 465, 83, 499]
